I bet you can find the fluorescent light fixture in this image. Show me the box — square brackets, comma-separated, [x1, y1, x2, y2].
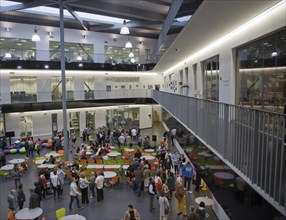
[32, 27, 41, 42]
[5, 51, 12, 59]
[77, 54, 83, 61]
[129, 51, 134, 58]
[120, 20, 130, 35]
[125, 39, 132, 48]
[176, 15, 192, 22]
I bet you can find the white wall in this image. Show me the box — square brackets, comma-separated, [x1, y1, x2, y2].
[162, 2, 286, 104]
[139, 105, 152, 129]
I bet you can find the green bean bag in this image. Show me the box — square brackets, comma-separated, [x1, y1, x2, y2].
[19, 147, 26, 154]
[10, 149, 17, 154]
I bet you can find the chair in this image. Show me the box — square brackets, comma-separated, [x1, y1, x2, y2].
[109, 176, 119, 187]
[96, 159, 103, 164]
[7, 211, 14, 220]
[58, 150, 64, 155]
[56, 208, 66, 220]
[0, 170, 8, 180]
[88, 159, 95, 164]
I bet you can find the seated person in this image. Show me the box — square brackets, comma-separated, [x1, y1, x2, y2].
[80, 147, 87, 159]
[104, 144, 111, 153]
[72, 161, 80, 170]
[134, 149, 142, 159]
[131, 158, 140, 171]
[48, 155, 56, 164]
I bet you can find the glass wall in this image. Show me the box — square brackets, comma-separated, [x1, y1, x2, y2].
[104, 46, 139, 64]
[86, 111, 95, 131]
[203, 56, 219, 101]
[0, 37, 36, 61]
[50, 41, 94, 62]
[69, 112, 80, 132]
[51, 76, 74, 100]
[19, 115, 33, 137]
[10, 76, 37, 103]
[84, 77, 94, 100]
[106, 107, 139, 130]
[237, 28, 286, 112]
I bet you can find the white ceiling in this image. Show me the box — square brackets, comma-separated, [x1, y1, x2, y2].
[154, 0, 282, 73]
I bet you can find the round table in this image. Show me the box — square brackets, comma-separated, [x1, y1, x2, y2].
[37, 164, 56, 169]
[86, 151, 93, 155]
[107, 152, 121, 157]
[103, 171, 117, 179]
[110, 146, 116, 150]
[61, 214, 86, 220]
[45, 153, 59, 158]
[140, 155, 155, 161]
[122, 165, 129, 170]
[144, 149, 155, 153]
[9, 158, 25, 164]
[104, 165, 121, 169]
[1, 164, 14, 171]
[35, 159, 46, 165]
[195, 197, 214, 206]
[124, 149, 135, 152]
[213, 172, 234, 180]
[15, 207, 43, 219]
[86, 164, 104, 169]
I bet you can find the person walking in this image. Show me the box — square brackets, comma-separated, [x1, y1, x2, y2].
[17, 184, 26, 210]
[28, 188, 40, 209]
[69, 177, 82, 212]
[12, 164, 21, 188]
[174, 176, 187, 216]
[148, 177, 157, 212]
[123, 204, 141, 220]
[159, 191, 170, 220]
[95, 172, 105, 201]
[182, 161, 194, 191]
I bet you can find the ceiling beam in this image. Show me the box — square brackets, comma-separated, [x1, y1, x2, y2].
[151, 0, 183, 61]
[89, 21, 162, 32]
[0, 0, 57, 13]
[64, 4, 89, 31]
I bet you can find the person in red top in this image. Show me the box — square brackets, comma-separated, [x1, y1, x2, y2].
[39, 174, 47, 198]
[104, 144, 111, 153]
[81, 147, 87, 159]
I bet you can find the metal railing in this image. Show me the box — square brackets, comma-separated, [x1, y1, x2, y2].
[152, 90, 286, 216]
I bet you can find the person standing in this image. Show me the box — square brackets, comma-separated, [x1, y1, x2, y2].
[12, 164, 21, 188]
[56, 166, 66, 195]
[182, 161, 194, 191]
[187, 206, 200, 220]
[123, 204, 141, 220]
[50, 170, 60, 200]
[7, 189, 17, 212]
[79, 173, 89, 204]
[159, 191, 170, 220]
[69, 177, 82, 212]
[171, 151, 180, 175]
[148, 177, 157, 212]
[95, 172, 105, 201]
[134, 167, 144, 197]
[89, 172, 96, 199]
[29, 188, 40, 208]
[195, 201, 206, 220]
[17, 184, 26, 210]
[167, 171, 175, 200]
[174, 176, 187, 216]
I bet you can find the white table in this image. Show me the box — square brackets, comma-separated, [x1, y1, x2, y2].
[9, 159, 25, 164]
[144, 149, 155, 153]
[37, 164, 56, 169]
[122, 165, 129, 170]
[61, 214, 86, 220]
[124, 149, 135, 152]
[110, 146, 116, 150]
[1, 164, 14, 171]
[103, 171, 117, 179]
[107, 152, 121, 157]
[86, 151, 93, 155]
[86, 146, 91, 150]
[213, 172, 234, 180]
[45, 152, 59, 158]
[140, 155, 155, 161]
[86, 164, 104, 169]
[195, 197, 214, 206]
[104, 165, 121, 169]
[35, 159, 46, 165]
[102, 155, 109, 160]
[15, 207, 43, 220]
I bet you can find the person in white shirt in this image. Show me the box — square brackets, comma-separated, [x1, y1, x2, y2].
[69, 177, 82, 212]
[131, 128, 137, 141]
[50, 170, 60, 200]
[95, 172, 105, 201]
[79, 173, 89, 204]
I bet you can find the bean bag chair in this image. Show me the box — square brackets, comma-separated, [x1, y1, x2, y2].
[19, 142, 25, 147]
[10, 149, 17, 154]
[46, 143, 53, 148]
[19, 147, 26, 154]
[4, 149, 10, 155]
[16, 148, 21, 152]
[42, 143, 48, 147]
[42, 138, 48, 143]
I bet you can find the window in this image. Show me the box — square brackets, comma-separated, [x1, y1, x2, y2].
[50, 41, 94, 62]
[10, 76, 37, 103]
[104, 46, 139, 64]
[237, 28, 286, 112]
[51, 76, 74, 100]
[19, 115, 33, 137]
[84, 77, 94, 100]
[203, 56, 219, 101]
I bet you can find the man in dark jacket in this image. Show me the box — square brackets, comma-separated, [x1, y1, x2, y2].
[34, 181, 43, 201]
[29, 188, 40, 209]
